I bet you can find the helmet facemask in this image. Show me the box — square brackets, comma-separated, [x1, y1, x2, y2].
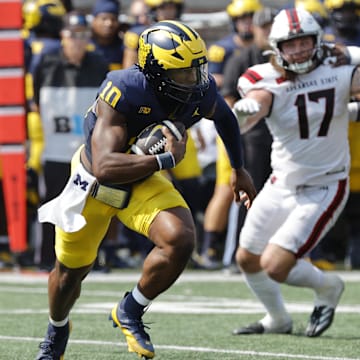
[276, 35, 320, 74]
[269, 8, 323, 74]
[139, 20, 210, 104]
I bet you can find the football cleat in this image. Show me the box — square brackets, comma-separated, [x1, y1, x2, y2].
[36, 321, 71, 360]
[305, 274, 344, 337]
[305, 306, 336, 337]
[233, 319, 292, 335]
[109, 296, 155, 359]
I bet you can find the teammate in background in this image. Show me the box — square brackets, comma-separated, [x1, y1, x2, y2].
[32, 11, 108, 271]
[231, 8, 359, 337]
[90, 0, 124, 71]
[295, 0, 329, 28]
[323, 0, 360, 45]
[122, 0, 183, 69]
[309, 0, 360, 270]
[35, 20, 256, 359]
[207, 0, 262, 89]
[220, 7, 275, 272]
[22, 0, 66, 267]
[23, 0, 66, 174]
[127, 0, 150, 27]
[196, 0, 260, 269]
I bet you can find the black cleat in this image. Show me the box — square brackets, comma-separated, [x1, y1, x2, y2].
[305, 306, 336, 337]
[233, 320, 292, 335]
[232, 322, 265, 335]
[306, 274, 344, 337]
[36, 321, 71, 360]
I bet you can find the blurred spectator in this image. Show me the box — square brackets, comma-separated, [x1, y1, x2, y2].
[90, 0, 124, 70]
[323, 0, 360, 44]
[23, 0, 66, 160]
[127, 0, 151, 26]
[207, 0, 262, 89]
[295, 0, 329, 28]
[22, 0, 66, 266]
[32, 11, 108, 270]
[122, 0, 183, 68]
[146, 0, 184, 22]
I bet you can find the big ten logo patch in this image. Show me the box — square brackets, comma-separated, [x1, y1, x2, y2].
[54, 114, 84, 135]
[138, 106, 151, 114]
[73, 173, 89, 191]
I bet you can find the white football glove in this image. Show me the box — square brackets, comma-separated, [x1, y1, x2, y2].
[232, 98, 261, 127]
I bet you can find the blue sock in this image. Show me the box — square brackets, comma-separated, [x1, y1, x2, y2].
[121, 292, 146, 319]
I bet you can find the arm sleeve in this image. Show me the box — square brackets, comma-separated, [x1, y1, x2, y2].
[211, 93, 244, 169]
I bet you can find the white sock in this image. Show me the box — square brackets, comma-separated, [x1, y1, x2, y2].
[132, 286, 151, 307]
[243, 271, 290, 327]
[49, 316, 69, 327]
[285, 259, 324, 290]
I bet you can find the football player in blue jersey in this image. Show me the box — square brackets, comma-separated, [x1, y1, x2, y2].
[208, 0, 262, 89]
[122, 0, 184, 69]
[90, 0, 124, 71]
[35, 20, 257, 360]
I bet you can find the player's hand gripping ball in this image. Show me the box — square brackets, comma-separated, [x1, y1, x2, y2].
[131, 120, 186, 155]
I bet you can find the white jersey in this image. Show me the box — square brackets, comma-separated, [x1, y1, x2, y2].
[238, 62, 356, 187]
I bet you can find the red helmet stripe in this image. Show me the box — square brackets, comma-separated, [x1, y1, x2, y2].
[285, 8, 301, 33]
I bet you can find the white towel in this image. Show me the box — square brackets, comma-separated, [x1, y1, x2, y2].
[38, 162, 96, 232]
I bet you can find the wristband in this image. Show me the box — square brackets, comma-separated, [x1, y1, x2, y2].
[346, 46, 360, 65]
[155, 152, 176, 170]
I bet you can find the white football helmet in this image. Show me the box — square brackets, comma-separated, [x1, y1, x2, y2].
[269, 8, 323, 74]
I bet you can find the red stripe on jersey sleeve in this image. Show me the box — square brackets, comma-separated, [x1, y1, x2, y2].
[276, 76, 286, 84]
[242, 69, 263, 84]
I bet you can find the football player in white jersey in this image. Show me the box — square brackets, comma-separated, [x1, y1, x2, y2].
[231, 7, 360, 337]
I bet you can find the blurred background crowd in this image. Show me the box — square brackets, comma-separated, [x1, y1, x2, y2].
[0, 0, 359, 273]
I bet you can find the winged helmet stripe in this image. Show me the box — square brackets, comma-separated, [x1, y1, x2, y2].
[285, 8, 301, 33]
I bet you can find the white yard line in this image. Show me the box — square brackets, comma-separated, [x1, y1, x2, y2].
[1, 270, 360, 284]
[0, 335, 359, 360]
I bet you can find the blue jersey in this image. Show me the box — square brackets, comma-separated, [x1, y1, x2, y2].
[84, 66, 244, 169]
[25, 36, 61, 74]
[124, 24, 148, 51]
[24, 36, 62, 107]
[323, 26, 360, 46]
[90, 36, 124, 71]
[208, 33, 243, 75]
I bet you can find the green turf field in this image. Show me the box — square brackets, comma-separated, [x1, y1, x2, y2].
[0, 269, 359, 360]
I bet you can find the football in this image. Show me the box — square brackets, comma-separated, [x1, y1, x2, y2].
[131, 120, 186, 155]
